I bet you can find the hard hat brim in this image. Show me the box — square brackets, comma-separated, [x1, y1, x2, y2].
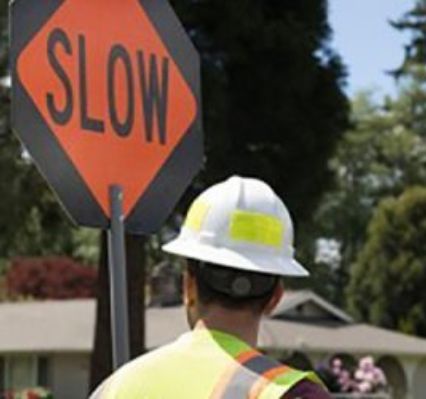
[162, 238, 309, 277]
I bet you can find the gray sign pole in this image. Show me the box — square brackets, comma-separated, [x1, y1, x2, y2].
[108, 185, 130, 369]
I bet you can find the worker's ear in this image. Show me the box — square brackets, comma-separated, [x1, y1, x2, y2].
[183, 264, 201, 329]
[183, 265, 197, 307]
[263, 280, 284, 316]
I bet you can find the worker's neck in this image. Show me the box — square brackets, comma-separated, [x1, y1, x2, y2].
[195, 306, 261, 347]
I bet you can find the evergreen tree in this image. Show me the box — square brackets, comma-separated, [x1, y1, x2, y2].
[391, 0, 426, 79]
[390, 0, 426, 137]
[347, 187, 426, 337]
[171, 0, 349, 225]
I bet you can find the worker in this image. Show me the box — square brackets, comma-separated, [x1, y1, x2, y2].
[90, 176, 332, 399]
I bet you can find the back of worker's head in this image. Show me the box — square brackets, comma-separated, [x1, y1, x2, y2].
[183, 260, 283, 328]
[187, 259, 280, 310]
[163, 176, 309, 325]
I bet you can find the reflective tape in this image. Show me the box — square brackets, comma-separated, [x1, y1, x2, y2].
[209, 350, 259, 399]
[184, 201, 210, 231]
[248, 366, 290, 399]
[229, 211, 284, 248]
[210, 350, 297, 399]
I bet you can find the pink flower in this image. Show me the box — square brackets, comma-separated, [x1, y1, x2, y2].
[354, 369, 365, 380]
[358, 381, 373, 393]
[373, 368, 387, 385]
[341, 378, 355, 393]
[332, 358, 343, 369]
[338, 370, 351, 389]
[363, 370, 376, 383]
[359, 356, 374, 371]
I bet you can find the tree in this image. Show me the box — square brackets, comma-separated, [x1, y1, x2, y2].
[391, 0, 426, 79]
[390, 0, 426, 136]
[347, 187, 426, 337]
[0, 138, 80, 258]
[6, 257, 97, 299]
[170, 0, 349, 224]
[313, 0, 426, 306]
[313, 92, 426, 304]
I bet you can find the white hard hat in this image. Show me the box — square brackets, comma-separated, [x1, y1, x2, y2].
[162, 176, 309, 277]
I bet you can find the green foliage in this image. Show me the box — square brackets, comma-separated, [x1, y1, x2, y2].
[391, 0, 426, 79]
[347, 187, 426, 336]
[315, 1, 426, 310]
[0, 138, 99, 272]
[72, 228, 100, 264]
[0, 135, 81, 258]
[314, 91, 426, 303]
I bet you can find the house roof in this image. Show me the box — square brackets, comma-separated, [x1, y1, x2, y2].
[1, 294, 426, 357]
[0, 300, 189, 353]
[259, 319, 426, 356]
[271, 290, 354, 324]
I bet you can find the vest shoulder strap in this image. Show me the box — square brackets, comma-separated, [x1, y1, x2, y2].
[210, 348, 324, 399]
[256, 369, 323, 399]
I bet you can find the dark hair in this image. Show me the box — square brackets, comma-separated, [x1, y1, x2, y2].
[187, 259, 279, 313]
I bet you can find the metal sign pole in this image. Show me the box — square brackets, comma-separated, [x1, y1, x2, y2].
[108, 184, 130, 369]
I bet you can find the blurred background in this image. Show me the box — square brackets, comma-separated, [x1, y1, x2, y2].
[0, 0, 426, 398]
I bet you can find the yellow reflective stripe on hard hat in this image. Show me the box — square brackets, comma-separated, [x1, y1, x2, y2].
[229, 210, 283, 248]
[185, 201, 210, 231]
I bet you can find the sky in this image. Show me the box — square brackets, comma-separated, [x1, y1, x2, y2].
[329, 0, 412, 97]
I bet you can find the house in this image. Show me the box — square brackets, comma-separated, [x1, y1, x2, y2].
[0, 292, 425, 399]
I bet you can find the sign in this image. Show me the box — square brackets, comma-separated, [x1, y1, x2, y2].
[11, 0, 203, 234]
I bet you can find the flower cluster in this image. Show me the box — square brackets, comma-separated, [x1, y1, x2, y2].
[318, 356, 388, 394]
[353, 357, 387, 394]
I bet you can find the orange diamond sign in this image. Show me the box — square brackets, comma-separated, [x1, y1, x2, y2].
[11, 0, 203, 233]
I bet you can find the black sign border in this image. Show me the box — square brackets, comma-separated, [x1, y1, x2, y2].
[10, 0, 203, 234]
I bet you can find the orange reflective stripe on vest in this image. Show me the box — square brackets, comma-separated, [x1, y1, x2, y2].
[211, 349, 292, 399]
[249, 365, 290, 399]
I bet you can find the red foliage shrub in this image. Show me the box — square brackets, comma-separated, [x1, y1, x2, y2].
[6, 257, 98, 299]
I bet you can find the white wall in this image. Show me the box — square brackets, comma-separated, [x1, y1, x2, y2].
[407, 357, 426, 399]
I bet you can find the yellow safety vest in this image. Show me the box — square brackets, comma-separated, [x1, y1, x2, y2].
[96, 329, 323, 399]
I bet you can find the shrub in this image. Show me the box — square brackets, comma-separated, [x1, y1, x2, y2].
[6, 257, 97, 300]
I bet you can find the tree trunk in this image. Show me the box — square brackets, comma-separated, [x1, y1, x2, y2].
[89, 232, 146, 392]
